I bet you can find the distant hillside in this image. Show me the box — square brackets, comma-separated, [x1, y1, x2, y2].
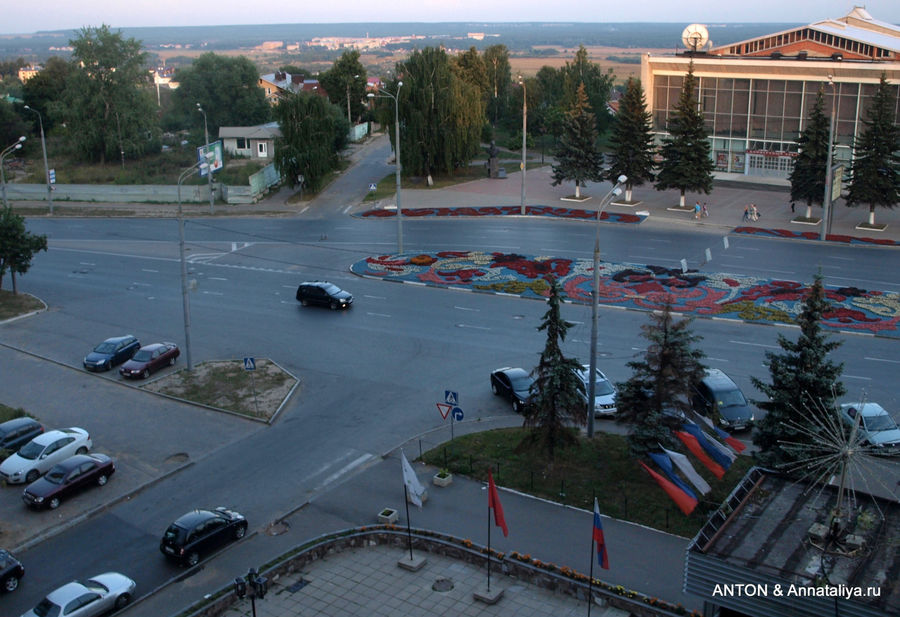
[0, 22, 798, 60]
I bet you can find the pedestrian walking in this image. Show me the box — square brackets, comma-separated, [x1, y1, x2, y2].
[694, 201, 701, 219]
[702, 202, 709, 218]
[742, 205, 750, 222]
[790, 201, 795, 213]
[750, 204, 760, 222]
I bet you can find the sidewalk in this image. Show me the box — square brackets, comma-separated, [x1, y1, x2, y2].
[126, 419, 699, 617]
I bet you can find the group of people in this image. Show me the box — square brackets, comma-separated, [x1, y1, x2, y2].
[693, 201, 709, 219]
[742, 204, 761, 222]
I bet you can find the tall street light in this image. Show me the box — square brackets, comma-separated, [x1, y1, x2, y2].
[1, 136, 26, 208]
[819, 76, 837, 242]
[346, 74, 360, 124]
[368, 81, 404, 254]
[587, 175, 627, 438]
[518, 76, 527, 215]
[23, 106, 52, 214]
[177, 152, 213, 371]
[196, 103, 215, 215]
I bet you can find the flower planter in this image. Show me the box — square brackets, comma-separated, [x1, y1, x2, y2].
[378, 508, 399, 525]
[433, 472, 453, 487]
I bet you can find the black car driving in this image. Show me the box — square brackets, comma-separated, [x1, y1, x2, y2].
[296, 281, 353, 310]
[490, 367, 534, 413]
[160, 507, 247, 567]
[83, 335, 141, 371]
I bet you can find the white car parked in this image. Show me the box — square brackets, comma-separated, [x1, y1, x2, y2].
[0, 427, 92, 484]
[20, 572, 135, 617]
[840, 403, 900, 453]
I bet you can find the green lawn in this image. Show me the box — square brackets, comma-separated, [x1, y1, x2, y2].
[0, 290, 43, 321]
[421, 427, 753, 538]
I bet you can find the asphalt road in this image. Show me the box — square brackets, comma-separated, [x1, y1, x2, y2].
[2, 148, 900, 614]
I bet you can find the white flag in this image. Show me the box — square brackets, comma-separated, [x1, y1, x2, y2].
[401, 450, 426, 508]
[661, 446, 712, 495]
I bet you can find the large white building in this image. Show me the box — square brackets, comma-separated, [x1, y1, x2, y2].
[641, 7, 900, 180]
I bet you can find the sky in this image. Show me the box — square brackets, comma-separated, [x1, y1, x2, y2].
[4, 0, 900, 35]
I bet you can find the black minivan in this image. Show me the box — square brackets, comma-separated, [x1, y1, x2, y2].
[692, 369, 755, 431]
[296, 281, 353, 310]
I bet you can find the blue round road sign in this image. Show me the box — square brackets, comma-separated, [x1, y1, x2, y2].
[452, 407, 464, 421]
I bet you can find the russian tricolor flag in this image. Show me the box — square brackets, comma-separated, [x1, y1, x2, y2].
[593, 498, 609, 569]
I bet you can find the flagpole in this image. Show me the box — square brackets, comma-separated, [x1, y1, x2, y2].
[487, 482, 492, 593]
[403, 484, 413, 561]
[588, 495, 595, 617]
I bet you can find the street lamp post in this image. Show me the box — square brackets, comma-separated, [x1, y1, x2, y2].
[819, 77, 837, 242]
[233, 568, 268, 617]
[346, 74, 360, 125]
[1, 136, 26, 208]
[177, 153, 212, 371]
[23, 106, 52, 214]
[587, 175, 627, 438]
[196, 104, 215, 215]
[518, 76, 527, 215]
[368, 81, 404, 254]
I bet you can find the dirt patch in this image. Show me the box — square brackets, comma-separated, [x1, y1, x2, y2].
[143, 359, 298, 420]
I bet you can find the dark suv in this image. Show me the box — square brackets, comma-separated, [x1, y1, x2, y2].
[160, 507, 247, 566]
[0, 548, 24, 593]
[83, 335, 141, 371]
[0, 418, 43, 455]
[296, 281, 353, 310]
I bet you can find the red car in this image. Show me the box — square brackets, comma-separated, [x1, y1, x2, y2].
[119, 342, 180, 379]
[22, 453, 115, 510]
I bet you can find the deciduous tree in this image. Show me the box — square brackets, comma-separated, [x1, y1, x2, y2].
[318, 50, 368, 124]
[654, 62, 714, 207]
[166, 53, 271, 141]
[520, 277, 584, 460]
[0, 207, 48, 294]
[63, 25, 160, 164]
[751, 276, 846, 469]
[845, 74, 900, 227]
[273, 92, 349, 193]
[606, 78, 656, 202]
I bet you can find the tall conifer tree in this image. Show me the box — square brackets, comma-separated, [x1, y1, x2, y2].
[846, 74, 900, 227]
[789, 88, 831, 220]
[751, 276, 846, 468]
[654, 61, 714, 207]
[606, 78, 656, 202]
[551, 83, 604, 199]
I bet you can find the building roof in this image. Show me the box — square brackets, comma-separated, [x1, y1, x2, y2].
[709, 6, 900, 58]
[218, 122, 281, 140]
[685, 467, 900, 617]
[259, 72, 327, 97]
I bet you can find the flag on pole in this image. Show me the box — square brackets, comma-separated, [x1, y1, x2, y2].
[661, 446, 711, 495]
[697, 415, 747, 453]
[674, 431, 726, 479]
[487, 470, 508, 536]
[592, 498, 609, 569]
[400, 450, 426, 508]
[639, 461, 698, 515]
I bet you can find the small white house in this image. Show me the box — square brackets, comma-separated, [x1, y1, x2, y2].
[218, 122, 281, 160]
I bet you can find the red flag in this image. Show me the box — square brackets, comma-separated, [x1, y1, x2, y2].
[675, 431, 726, 479]
[488, 470, 508, 537]
[639, 461, 698, 515]
[592, 498, 609, 569]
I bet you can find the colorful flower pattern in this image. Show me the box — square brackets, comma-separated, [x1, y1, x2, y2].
[351, 251, 900, 338]
[734, 226, 900, 246]
[358, 205, 646, 224]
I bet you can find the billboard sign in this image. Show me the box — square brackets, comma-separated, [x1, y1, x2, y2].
[197, 140, 224, 176]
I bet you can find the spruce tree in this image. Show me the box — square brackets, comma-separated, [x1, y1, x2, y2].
[846, 73, 900, 228]
[615, 298, 707, 457]
[789, 88, 831, 220]
[751, 276, 846, 469]
[654, 61, 714, 207]
[520, 277, 585, 460]
[551, 83, 605, 199]
[606, 77, 656, 203]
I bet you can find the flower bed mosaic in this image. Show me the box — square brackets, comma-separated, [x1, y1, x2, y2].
[351, 250, 900, 338]
[733, 226, 899, 247]
[358, 205, 646, 224]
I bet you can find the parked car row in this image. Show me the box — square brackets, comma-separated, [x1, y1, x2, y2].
[82, 335, 181, 379]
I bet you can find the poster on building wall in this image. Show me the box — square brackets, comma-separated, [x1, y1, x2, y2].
[716, 152, 728, 170]
[732, 153, 745, 171]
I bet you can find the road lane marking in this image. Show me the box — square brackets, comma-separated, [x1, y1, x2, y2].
[729, 340, 780, 349]
[706, 357, 729, 362]
[209, 277, 228, 281]
[454, 306, 479, 311]
[141, 268, 158, 273]
[843, 375, 872, 381]
[864, 356, 900, 364]
[363, 295, 386, 300]
[202, 291, 224, 296]
[366, 312, 391, 318]
[457, 324, 490, 330]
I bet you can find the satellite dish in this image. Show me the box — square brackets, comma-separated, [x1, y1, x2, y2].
[682, 24, 709, 52]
